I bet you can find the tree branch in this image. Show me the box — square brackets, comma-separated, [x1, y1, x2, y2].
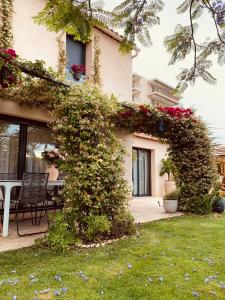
[204, 0, 225, 45]
[190, 0, 197, 75]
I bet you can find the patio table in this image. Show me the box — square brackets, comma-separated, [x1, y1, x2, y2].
[0, 180, 64, 238]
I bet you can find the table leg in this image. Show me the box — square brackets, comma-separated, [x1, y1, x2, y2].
[2, 184, 11, 237]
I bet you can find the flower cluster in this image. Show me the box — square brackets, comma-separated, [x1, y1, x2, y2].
[212, 0, 225, 25]
[158, 106, 193, 118]
[139, 105, 149, 114]
[71, 64, 86, 74]
[119, 110, 133, 118]
[0, 48, 18, 88]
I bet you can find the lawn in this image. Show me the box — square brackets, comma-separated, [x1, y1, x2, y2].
[1, 215, 225, 299]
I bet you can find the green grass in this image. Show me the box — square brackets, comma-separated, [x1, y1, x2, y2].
[1, 215, 225, 299]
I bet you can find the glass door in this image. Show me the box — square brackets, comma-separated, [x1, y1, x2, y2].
[26, 125, 55, 173]
[0, 120, 20, 175]
[132, 148, 151, 196]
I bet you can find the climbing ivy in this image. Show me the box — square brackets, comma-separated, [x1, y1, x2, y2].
[0, 0, 13, 49]
[115, 104, 219, 214]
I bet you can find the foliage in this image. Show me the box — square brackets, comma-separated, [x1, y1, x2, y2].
[159, 157, 176, 181]
[92, 35, 102, 86]
[0, 0, 13, 49]
[163, 190, 180, 200]
[0, 49, 20, 88]
[3, 216, 225, 299]
[42, 149, 62, 166]
[56, 33, 67, 78]
[33, 0, 114, 43]
[52, 84, 131, 242]
[43, 211, 75, 251]
[32, 0, 225, 92]
[85, 215, 111, 242]
[115, 104, 218, 214]
[110, 211, 136, 237]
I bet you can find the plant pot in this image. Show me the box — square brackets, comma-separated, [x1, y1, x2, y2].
[213, 198, 225, 213]
[73, 72, 82, 81]
[46, 164, 59, 181]
[163, 199, 178, 213]
[164, 180, 176, 194]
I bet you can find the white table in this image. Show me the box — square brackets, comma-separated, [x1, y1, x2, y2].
[0, 180, 64, 237]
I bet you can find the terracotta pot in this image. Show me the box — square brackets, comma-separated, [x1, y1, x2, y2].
[163, 199, 178, 213]
[164, 180, 176, 194]
[46, 164, 59, 181]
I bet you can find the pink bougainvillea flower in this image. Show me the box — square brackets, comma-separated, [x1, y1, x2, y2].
[139, 105, 149, 114]
[71, 64, 86, 74]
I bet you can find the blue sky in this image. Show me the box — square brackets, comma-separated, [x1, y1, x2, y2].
[106, 1, 225, 145]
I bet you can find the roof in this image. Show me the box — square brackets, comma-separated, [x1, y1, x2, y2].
[94, 26, 139, 51]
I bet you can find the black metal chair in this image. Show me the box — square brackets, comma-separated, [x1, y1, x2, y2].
[0, 173, 17, 225]
[15, 172, 49, 236]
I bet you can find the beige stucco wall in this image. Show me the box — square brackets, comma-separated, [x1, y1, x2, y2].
[12, 0, 59, 69]
[92, 28, 132, 102]
[0, 100, 53, 123]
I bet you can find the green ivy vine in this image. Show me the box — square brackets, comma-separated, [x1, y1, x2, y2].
[0, 0, 13, 49]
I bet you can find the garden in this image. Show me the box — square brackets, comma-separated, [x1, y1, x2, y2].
[1, 215, 225, 299]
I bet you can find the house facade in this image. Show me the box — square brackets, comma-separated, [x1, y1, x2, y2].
[0, 0, 179, 199]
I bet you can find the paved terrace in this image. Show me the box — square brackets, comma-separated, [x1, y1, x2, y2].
[0, 198, 183, 252]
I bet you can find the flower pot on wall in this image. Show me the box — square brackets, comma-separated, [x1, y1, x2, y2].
[46, 164, 59, 181]
[163, 199, 178, 213]
[73, 72, 82, 81]
[164, 180, 176, 194]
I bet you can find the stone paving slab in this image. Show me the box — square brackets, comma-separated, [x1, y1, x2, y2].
[0, 197, 183, 252]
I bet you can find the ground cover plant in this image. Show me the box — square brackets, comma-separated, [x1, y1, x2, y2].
[1, 215, 225, 299]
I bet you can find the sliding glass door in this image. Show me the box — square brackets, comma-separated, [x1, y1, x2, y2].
[132, 148, 151, 196]
[26, 125, 55, 173]
[0, 117, 55, 179]
[0, 121, 20, 174]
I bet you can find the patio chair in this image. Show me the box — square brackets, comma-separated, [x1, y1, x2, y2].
[15, 172, 49, 236]
[0, 173, 17, 227]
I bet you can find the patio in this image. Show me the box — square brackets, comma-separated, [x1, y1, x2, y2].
[0, 197, 183, 252]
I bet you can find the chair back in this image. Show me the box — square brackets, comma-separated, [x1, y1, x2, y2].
[18, 173, 49, 205]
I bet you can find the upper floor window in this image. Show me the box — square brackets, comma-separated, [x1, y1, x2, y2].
[66, 35, 86, 81]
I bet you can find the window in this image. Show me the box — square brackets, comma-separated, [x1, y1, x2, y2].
[132, 148, 151, 196]
[66, 35, 86, 81]
[0, 117, 55, 179]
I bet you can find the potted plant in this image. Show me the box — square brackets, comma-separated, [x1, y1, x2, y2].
[213, 190, 225, 213]
[71, 64, 86, 81]
[160, 157, 176, 194]
[163, 190, 179, 213]
[42, 148, 62, 181]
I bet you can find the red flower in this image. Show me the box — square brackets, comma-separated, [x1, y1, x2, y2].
[119, 110, 133, 118]
[158, 106, 193, 119]
[0, 48, 17, 61]
[139, 105, 149, 114]
[71, 64, 86, 74]
[5, 49, 17, 57]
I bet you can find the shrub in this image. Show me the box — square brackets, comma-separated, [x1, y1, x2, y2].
[163, 190, 180, 200]
[111, 211, 136, 237]
[46, 212, 75, 251]
[53, 84, 133, 243]
[85, 215, 111, 242]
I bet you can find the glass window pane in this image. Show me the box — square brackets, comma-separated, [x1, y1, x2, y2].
[0, 120, 20, 174]
[26, 126, 55, 173]
[132, 148, 150, 196]
[132, 149, 138, 196]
